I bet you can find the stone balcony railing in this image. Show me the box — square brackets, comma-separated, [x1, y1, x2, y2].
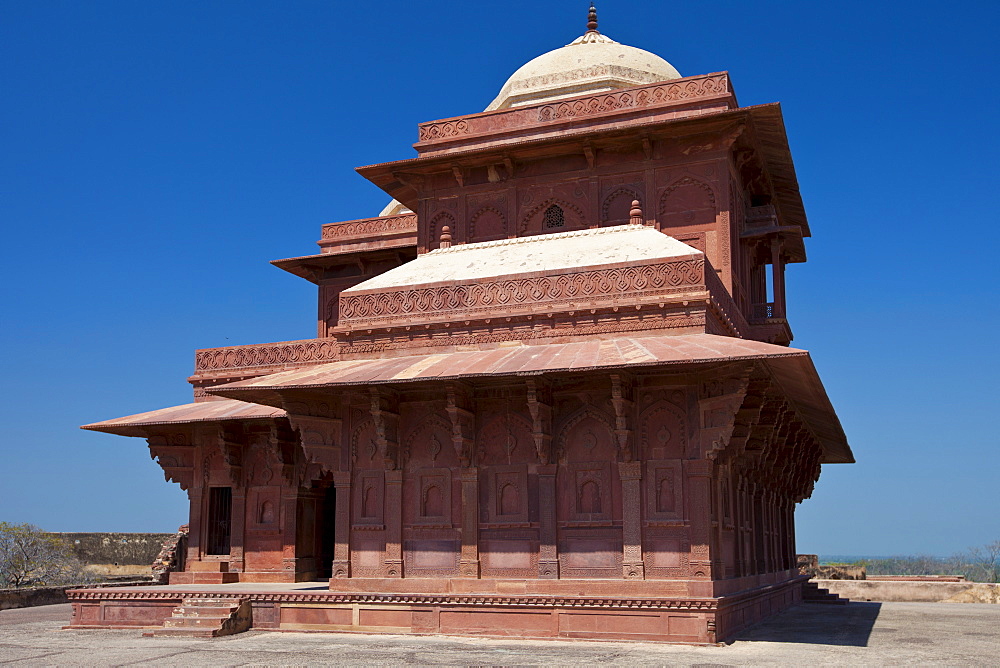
[745, 204, 778, 229]
[415, 72, 734, 155]
[192, 338, 340, 377]
[318, 213, 418, 254]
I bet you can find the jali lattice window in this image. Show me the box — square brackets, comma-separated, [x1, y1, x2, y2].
[543, 204, 565, 229]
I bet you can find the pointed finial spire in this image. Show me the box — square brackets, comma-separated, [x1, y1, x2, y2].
[587, 2, 598, 32]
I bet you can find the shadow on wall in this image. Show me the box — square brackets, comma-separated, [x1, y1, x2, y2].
[734, 602, 882, 647]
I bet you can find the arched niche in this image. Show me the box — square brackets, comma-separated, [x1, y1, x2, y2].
[658, 176, 717, 228]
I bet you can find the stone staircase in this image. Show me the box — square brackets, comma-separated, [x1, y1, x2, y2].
[802, 581, 850, 605]
[151, 597, 251, 637]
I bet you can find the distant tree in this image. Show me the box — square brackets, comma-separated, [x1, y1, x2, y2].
[0, 522, 85, 588]
[951, 540, 1000, 583]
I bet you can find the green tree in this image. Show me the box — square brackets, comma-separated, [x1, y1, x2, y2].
[0, 522, 84, 588]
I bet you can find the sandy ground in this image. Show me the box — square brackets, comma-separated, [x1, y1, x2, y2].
[1, 601, 998, 666]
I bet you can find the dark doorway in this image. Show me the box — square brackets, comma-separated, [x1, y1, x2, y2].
[317, 485, 337, 578]
[206, 486, 232, 555]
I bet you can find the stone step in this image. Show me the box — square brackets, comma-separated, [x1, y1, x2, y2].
[163, 616, 231, 628]
[149, 627, 217, 638]
[181, 598, 243, 607]
[151, 597, 251, 638]
[803, 581, 850, 605]
[172, 606, 239, 618]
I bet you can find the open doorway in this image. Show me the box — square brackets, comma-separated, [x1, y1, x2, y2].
[316, 485, 337, 579]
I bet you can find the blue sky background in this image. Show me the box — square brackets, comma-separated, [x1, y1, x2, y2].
[1, 1, 997, 557]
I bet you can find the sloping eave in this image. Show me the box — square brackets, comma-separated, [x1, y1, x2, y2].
[82, 399, 286, 438]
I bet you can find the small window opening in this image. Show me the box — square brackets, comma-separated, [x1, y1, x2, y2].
[543, 204, 565, 229]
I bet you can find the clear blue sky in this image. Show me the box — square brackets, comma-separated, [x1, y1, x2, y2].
[1, 1, 997, 557]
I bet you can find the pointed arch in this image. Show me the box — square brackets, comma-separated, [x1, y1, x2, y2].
[519, 198, 586, 235]
[427, 211, 456, 249]
[658, 176, 717, 228]
[555, 406, 616, 462]
[601, 186, 642, 225]
[470, 206, 507, 241]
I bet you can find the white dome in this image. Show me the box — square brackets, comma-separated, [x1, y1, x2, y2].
[486, 30, 681, 111]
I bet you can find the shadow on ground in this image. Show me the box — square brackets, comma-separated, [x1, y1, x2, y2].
[732, 602, 882, 647]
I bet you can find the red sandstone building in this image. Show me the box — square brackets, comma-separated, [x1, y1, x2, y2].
[75, 7, 852, 643]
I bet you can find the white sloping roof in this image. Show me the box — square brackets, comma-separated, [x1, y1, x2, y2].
[343, 225, 702, 292]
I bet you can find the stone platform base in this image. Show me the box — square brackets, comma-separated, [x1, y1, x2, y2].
[65, 577, 805, 644]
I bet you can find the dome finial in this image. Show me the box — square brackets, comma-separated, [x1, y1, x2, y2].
[587, 3, 598, 33]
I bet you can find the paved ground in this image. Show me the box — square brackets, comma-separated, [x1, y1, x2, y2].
[0, 601, 998, 666]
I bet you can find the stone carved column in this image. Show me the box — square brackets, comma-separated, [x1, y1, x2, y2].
[281, 490, 299, 577]
[187, 487, 204, 565]
[229, 488, 246, 574]
[686, 459, 714, 579]
[526, 380, 552, 465]
[619, 461, 644, 579]
[537, 464, 559, 578]
[384, 469, 403, 577]
[331, 471, 351, 578]
[446, 383, 475, 468]
[458, 467, 480, 577]
[369, 388, 400, 470]
[610, 373, 635, 462]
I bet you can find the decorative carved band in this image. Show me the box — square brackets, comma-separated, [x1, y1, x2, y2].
[537, 75, 729, 122]
[321, 214, 417, 240]
[194, 339, 340, 374]
[340, 259, 705, 327]
[417, 73, 731, 143]
[66, 589, 717, 610]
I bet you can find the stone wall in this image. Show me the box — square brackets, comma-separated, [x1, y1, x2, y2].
[797, 554, 866, 580]
[48, 532, 173, 577]
[817, 579, 999, 603]
[0, 585, 76, 611]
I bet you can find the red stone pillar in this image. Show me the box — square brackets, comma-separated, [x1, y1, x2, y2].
[619, 461, 644, 579]
[186, 488, 204, 565]
[384, 470, 403, 577]
[331, 471, 351, 578]
[229, 487, 246, 575]
[281, 491, 299, 578]
[537, 465, 559, 578]
[459, 467, 480, 577]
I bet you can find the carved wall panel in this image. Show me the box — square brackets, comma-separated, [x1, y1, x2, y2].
[601, 185, 643, 226]
[658, 176, 717, 229]
[403, 538, 460, 574]
[556, 410, 619, 525]
[559, 531, 623, 577]
[639, 400, 687, 460]
[427, 211, 456, 250]
[484, 465, 530, 525]
[477, 413, 534, 466]
[350, 536, 385, 577]
[643, 535, 691, 578]
[480, 529, 539, 578]
[353, 470, 384, 527]
[645, 460, 684, 521]
[470, 206, 507, 242]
